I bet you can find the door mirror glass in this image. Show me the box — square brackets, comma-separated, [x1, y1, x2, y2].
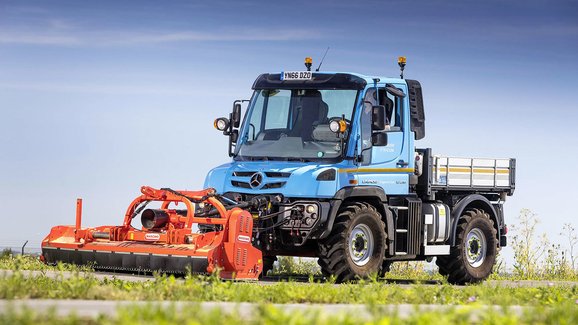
[232, 103, 241, 128]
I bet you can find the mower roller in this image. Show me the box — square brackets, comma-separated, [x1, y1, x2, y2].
[41, 186, 263, 279]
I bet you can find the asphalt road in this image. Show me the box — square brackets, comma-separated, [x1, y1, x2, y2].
[0, 299, 527, 320]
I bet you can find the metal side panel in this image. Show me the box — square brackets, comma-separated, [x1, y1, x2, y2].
[431, 155, 515, 191]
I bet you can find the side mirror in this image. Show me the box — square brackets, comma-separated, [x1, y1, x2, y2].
[232, 103, 241, 128]
[372, 105, 386, 131]
[372, 132, 388, 146]
[230, 129, 239, 143]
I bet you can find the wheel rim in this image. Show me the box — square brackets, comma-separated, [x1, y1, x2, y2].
[465, 228, 487, 267]
[348, 224, 374, 266]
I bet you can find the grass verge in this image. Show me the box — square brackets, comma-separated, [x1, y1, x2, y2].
[0, 254, 93, 273]
[1, 271, 578, 305]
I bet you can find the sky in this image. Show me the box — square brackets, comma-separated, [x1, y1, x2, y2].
[0, 0, 577, 266]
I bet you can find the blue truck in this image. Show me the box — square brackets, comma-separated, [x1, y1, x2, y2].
[207, 58, 515, 284]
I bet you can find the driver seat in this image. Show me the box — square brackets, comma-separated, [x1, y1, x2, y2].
[294, 90, 329, 140]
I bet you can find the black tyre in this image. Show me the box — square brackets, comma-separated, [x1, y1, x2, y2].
[378, 260, 392, 277]
[436, 209, 497, 284]
[317, 202, 387, 282]
[260, 255, 277, 278]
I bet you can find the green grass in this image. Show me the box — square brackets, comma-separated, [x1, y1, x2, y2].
[1, 271, 578, 306]
[2, 302, 578, 325]
[0, 254, 93, 273]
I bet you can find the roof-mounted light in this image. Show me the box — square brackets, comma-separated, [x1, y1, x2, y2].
[304, 57, 312, 71]
[398, 56, 406, 79]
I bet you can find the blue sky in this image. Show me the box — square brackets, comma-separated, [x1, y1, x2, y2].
[1, 0, 577, 266]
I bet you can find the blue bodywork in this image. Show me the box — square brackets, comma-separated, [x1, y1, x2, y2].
[204, 72, 416, 199]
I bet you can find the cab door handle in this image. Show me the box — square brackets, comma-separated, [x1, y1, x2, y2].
[397, 160, 409, 167]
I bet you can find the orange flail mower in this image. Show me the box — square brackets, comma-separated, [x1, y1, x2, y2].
[41, 186, 263, 279]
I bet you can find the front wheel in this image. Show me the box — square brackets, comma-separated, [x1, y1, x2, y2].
[436, 209, 497, 284]
[317, 202, 387, 282]
[260, 255, 277, 278]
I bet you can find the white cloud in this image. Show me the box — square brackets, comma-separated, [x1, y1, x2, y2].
[0, 28, 322, 46]
[0, 32, 81, 45]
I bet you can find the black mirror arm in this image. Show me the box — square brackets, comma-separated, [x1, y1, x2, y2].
[385, 84, 406, 98]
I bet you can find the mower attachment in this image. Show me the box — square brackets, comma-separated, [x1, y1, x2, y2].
[41, 186, 262, 279]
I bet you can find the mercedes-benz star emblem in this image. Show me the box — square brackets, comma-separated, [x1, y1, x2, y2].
[249, 172, 263, 189]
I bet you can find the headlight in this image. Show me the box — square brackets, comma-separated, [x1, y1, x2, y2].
[329, 120, 347, 133]
[306, 205, 316, 214]
[214, 117, 229, 131]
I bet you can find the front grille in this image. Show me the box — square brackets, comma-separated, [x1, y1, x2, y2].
[231, 181, 251, 189]
[231, 180, 286, 189]
[264, 172, 291, 178]
[231, 170, 291, 190]
[262, 182, 286, 189]
[232, 171, 255, 177]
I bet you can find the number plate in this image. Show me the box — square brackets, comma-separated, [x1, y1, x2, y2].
[281, 71, 312, 81]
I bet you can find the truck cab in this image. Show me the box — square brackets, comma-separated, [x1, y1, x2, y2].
[206, 65, 514, 284]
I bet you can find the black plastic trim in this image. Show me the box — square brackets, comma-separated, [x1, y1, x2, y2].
[406, 79, 425, 140]
[252, 73, 367, 90]
[333, 186, 388, 201]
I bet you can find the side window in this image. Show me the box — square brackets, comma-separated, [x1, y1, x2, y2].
[385, 92, 401, 130]
[360, 90, 374, 165]
[247, 92, 265, 140]
[375, 88, 402, 132]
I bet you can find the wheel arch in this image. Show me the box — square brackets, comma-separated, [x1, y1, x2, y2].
[449, 194, 500, 246]
[326, 186, 394, 255]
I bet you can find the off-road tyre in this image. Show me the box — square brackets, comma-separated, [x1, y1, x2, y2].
[260, 255, 277, 278]
[317, 202, 387, 283]
[436, 209, 497, 284]
[378, 260, 392, 277]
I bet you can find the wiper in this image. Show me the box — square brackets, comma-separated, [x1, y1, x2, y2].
[242, 156, 270, 161]
[285, 157, 310, 162]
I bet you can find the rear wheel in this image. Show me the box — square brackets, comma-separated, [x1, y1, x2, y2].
[317, 202, 387, 282]
[436, 209, 497, 284]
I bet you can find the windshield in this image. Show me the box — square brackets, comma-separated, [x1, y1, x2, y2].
[236, 89, 358, 161]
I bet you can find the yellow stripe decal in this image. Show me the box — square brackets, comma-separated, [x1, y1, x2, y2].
[339, 168, 415, 173]
[437, 167, 509, 174]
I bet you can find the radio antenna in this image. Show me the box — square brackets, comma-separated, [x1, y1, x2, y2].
[315, 47, 330, 72]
